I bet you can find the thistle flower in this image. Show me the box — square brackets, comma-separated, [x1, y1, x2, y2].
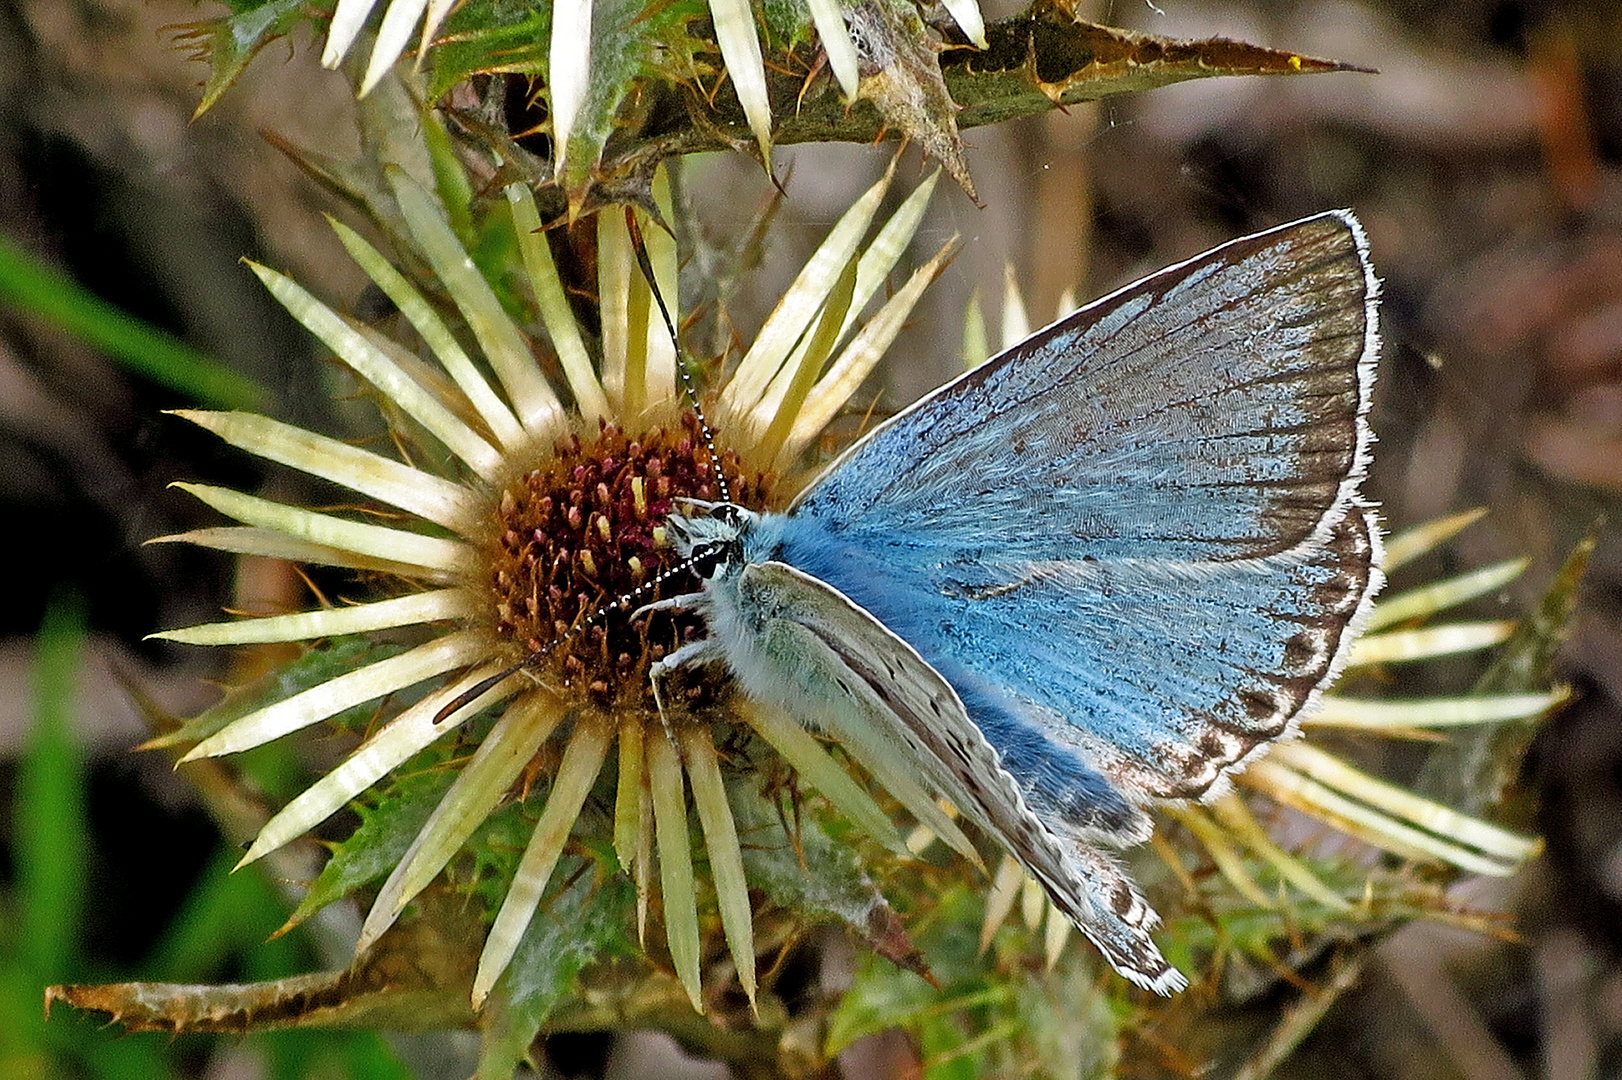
[149, 160, 951, 1012]
[141, 158, 1563, 1063]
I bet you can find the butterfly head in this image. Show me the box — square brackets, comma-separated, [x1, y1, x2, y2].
[665, 501, 755, 581]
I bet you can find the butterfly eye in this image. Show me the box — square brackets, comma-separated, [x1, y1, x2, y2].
[690, 540, 733, 578]
[712, 503, 744, 529]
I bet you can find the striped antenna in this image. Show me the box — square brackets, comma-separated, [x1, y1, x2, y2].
[434, 207, 733, 723]
[625, 208, 730, 504]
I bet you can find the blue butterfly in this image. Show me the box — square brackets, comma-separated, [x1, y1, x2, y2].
[650, 210, 1383, 994]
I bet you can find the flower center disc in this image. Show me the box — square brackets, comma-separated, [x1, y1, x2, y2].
[487, 415, 767, 706]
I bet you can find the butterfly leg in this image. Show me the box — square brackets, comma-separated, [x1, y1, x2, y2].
[631, 592, 707, 618]
[647, 637, 725, 741]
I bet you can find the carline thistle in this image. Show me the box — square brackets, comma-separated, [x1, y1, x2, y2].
[153, 177, 1379, 1005]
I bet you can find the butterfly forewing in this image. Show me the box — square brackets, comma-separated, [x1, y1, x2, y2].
[790, 211, 1377, 566]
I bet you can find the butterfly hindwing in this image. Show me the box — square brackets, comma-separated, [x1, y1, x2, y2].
[712, 558, 1183, 993]
[932, 506, 1382, 801]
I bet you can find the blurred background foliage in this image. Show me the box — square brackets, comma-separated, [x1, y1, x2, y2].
[2, 0, 1621, 1076]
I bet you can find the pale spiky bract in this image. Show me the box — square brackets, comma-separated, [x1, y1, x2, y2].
[154, 163, 953, 1009]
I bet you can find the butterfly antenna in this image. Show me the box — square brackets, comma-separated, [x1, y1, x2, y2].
[433, 554, 711, 723]
[625, 208, 730, 505]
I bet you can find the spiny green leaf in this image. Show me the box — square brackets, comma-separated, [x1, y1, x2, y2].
[946, 0, 1368, 127]
[542, 0, 1359, 203]
[281, 768, 459, 934]
[416, 0, 1359, 209]
[478, 861, 636, 1080]
[849, 0, 972, 197]
[427, 0, 550, 98]
[430, 0, 711, 196]
[174, 0, 309, 120]
[562, 0, 712, 193]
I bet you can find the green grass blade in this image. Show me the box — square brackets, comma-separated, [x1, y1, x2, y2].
[0, 235, 264, 408]
[18, 593, 89, 981]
